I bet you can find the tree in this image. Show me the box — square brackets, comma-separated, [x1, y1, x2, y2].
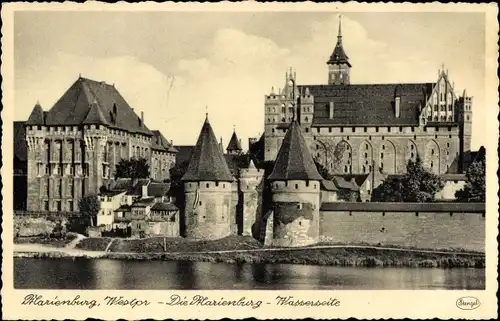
[314, 139, 346, 175]
[78, 194, 101, 227]
[168, 160, 190, 208]
[115, 157, 150, 179]
[314, 161, 332, 180]
[455, 157, 486, 202]
[371, 156, 444, 202]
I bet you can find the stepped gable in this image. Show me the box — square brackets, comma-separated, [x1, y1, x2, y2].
[82, 100, 108, 125]
[302, 83, 434, 126]
[26, 102, 45, 125]
[226, 130, 243, 152]
[181, 115, 234, 182]
[268, 120, 323, 181]
[43, 76, 152, 135]
[151, 130, 178, 153]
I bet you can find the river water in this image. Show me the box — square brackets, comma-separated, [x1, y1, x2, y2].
[14, 258, 485, 290]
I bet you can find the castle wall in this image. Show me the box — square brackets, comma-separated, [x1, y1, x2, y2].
[271, 180, 320, 247]
[183, 181, 233, 240]
[239, 167, 264, 236]
[320, 206, 484, 252]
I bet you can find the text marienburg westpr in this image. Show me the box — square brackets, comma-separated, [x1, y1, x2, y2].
[21, 294, 341, 310]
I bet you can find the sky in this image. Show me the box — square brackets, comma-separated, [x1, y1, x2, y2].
[14, 11, 487, 150]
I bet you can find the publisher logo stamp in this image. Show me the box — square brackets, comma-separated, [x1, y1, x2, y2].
[456, 297, 481, 310]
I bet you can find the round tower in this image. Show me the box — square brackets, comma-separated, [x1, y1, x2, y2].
[181, 115, 235, 240]
[267, 121, 323, 247]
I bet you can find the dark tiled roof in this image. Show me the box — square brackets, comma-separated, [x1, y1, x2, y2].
[14, 121, 27, 162]
[320, 180, 338, 191]
[151, 130, 178, 153]
[109, 178, 134, 191]
[332, 176, 359, 191]
[226, 130, 242, 152]
[100, 190, 125, 196]
[302, 83, 434, 126]
[320, 202, 485, 213]
[147, 182, 171, 197]
[334, 174, 369, 188]
[224, 154, 250, 175]
[82, 101, 108, 125]
[268, 121, 323, 181]
[174, 145, 195, 165]
[26, 102, 45, 125]
[114, 205, 131, 212]
[181, 116, 234, 182]
[126, 179, 151, 195]
[131, 197, 155, 207]
[44, 77, 152, 135]
[327, 40, 350, 66]
[151, 202, 178, 211]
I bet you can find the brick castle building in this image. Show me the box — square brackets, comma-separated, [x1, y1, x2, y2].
[264, 19, 473, 191]
[24, 77, 177, 212]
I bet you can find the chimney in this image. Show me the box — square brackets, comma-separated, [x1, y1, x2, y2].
[142, 184, 148, 199]
[141, 111, 144, 127]
[395, 97, 401, 118]
[329, 102, 334, 119]
[219, 137, 223, 152]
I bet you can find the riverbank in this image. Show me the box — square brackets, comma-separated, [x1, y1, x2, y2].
[14, 236, 485, 268]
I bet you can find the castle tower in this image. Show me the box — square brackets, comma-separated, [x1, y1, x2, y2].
[239, 159, 264, 236]
[226, 128, 243, 155]
[25, 102, 46, 211]
[181, 114, 235, 240]
[457, 89, 473, 172]
[264, 68, 300, 161]
[327, 16, 351, 85]
[267, 120, 323, 247]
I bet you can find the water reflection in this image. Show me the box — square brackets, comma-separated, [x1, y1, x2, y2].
[14, 258, 485, 290]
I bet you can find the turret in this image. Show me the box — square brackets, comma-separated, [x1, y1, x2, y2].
[457, 89, 473, 172]
[181, 114, 235, 239]
[267, 120, 323, 247]
[226, 128, 243, 155]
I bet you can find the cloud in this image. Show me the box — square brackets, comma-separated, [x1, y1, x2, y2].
[15, 14, 486, 150]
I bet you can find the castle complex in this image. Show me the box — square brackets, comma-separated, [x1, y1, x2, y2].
[24, 77, 177, 212]
[264, 19, 473, 191]
[14, 18, 482, 247]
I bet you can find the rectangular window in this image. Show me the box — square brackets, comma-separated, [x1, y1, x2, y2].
[68, 201, 73, 211]
[376, 127, 379, 132]
[44, 201, 49, 211]
[56, 201, 61, 212]
[352, 127, 355, 133]
[340, 127, 344, 133]
[387, 127, 391, 132]
[364, 127, 367, 132]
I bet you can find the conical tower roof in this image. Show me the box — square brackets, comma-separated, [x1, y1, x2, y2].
[181, 115, 234, 182]
[82, 99, 108, 125]
[26, 101, 45, 125]
[268, 121, 323, 181]
[226, 130, 243, 152]
[327, 17, 351, 67]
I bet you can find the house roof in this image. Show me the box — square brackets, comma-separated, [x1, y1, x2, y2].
[125, 178, 151, 195]
[320, 179, 338, 191]
[151, 202, 178, 211]
[268, 120, 323, 181]
[114, 205, 131, 212]
[14, 121, 27, 162]
[26, 102, 45, 125]
[147, 182, 171, 197]
[108, 178, 134, 191]
[226, 130, 243, 152]
[43, 77, 152, 135]
[181, 115, 234, 182]
[332, 176, 360, 191]
[151, 130, 178, 153]
[131, 197, 155, 207]
[333, 174, 369, 188]
[301, 83, 434, 126]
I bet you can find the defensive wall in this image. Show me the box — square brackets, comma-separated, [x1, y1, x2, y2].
[320, 202, 485, 252]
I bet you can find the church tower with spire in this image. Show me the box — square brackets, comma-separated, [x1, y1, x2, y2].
[327, 16, 351, 85]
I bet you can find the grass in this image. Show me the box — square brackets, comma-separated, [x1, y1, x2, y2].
[106, 235, 263, 253]
[14, 233, 79, 248]
[75, 237, 112, 251]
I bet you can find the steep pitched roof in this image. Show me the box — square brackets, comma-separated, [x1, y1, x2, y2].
[26, 102, 45, 125]
[151, 130, 178, 153]
[82, 100, 108, 125]
[181, 116, 234, 182]
[147, 182, 171, 197]
[174, 145, 195, 165]
[44, 77, 152, 135]
[327, 19, 351, 67]
[226, 130, 243, 152]
[268, 121, 323, 181]
[13, 121, 27, 162]
[302, 83, 434, 126]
